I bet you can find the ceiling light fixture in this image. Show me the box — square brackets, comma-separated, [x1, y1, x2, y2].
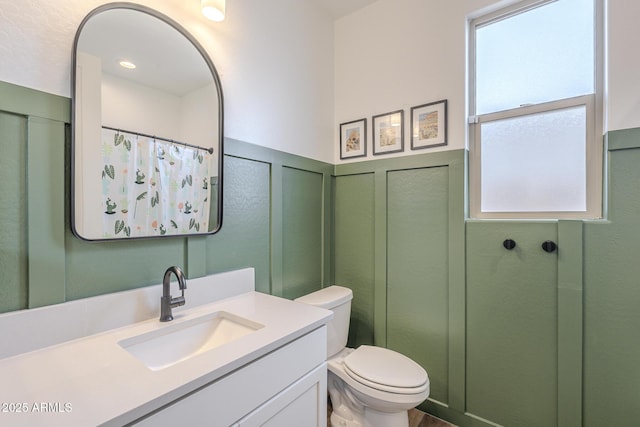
[119, 60, 136, 69]
[201, 0, 225, 22]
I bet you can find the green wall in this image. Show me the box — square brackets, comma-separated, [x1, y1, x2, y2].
[0, 111, 28, 311]
[332, 157, 587, 427]
[583, 130, 640, 426]
[334, 133, 640, 426]
[2, 80, 640, 426]
[466, 221, 561, 426]
[0, 82, 68, 310]
[334, 152, 466, 413]
[332, 173, 376, 347]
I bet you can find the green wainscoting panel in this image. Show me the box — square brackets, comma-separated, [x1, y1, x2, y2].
[583, 130, 640, 426]
[27, 117, 66, 308]
[282, 167, 323, 299]
[466, 221, 558, 427]
[0, 82, 69, 312]
[556, 220, 583, 427]
[186, 236, 208, 279]
[333, 173, 375, 347]
[387, 166, 450, 404]
[0, 111, 28, 312]
[207, 155, 271, 293]
[335, 150, 467, 417]
[373, 170, 388, 348]
[219, 138, 334, 297]
[0, 81, 70, 123]
[66, 234, 188, 299]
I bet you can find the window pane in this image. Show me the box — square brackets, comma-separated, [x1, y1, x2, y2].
[476, 0, 594, 114]
[480, 106, 586, 212]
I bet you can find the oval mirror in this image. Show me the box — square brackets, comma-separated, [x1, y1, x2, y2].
[71, 3, 223, 240]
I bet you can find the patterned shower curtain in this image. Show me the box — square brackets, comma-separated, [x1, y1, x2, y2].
[101, 128, 212, 238]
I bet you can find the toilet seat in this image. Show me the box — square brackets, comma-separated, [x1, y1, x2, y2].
[343, 345, 429, 394]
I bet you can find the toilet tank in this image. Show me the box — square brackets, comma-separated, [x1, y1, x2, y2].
[295, 286, 353, 358]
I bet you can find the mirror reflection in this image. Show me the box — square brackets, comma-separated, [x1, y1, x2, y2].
[72, 4, 223, 240]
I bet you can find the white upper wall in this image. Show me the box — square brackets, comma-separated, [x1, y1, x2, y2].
[0, 0, 336, 163]
[334, 0, 490, 163]
[1, 1, 639, 164]
[605, 0, 640, 132]
[215, 0, 334, 162]
[334, 0, 640, 163]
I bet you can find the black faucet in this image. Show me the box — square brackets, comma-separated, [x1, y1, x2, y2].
[160, 266, 187, 322]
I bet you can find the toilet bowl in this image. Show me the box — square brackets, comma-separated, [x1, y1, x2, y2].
[328, 346, 429, 427]
[295, 286, 429, 427]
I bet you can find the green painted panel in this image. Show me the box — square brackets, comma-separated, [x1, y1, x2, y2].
[207, 155, 271, 294]
[27, 117, 66, 308]
[282, 167, 323, 299]
[386, 166, 450, 403]
[606, 126, 640, 151]
[466, 221, 558, 427]
[557, 220, 583, 427]
[66, 233, 187, 300]
[334, 173, 375, 347]
[0, 81, 70, 123]
[0, 111, 28, 313]
[270, 165, 284, 296]
[583, 135, 640, 426]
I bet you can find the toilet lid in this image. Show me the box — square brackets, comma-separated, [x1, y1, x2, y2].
[343, 346, 428, 390]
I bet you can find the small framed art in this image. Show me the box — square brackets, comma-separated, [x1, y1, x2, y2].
[340, 118, 367, 159]
[410, 99, 447, 150]
[372, 110, 404, 155]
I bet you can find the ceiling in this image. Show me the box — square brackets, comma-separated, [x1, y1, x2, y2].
[314, 0, 379, 19]
[78, 8, 214, 96]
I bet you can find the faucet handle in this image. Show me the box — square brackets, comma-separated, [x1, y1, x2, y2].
[171, 295, 186, 308]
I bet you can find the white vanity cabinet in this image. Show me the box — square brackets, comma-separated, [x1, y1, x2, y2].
[131, 327, 327, 427]
[237, 364, 326, 427]
[0, 269, 333, 427]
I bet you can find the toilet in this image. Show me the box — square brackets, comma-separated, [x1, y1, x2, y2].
[295, 286, 429, 427]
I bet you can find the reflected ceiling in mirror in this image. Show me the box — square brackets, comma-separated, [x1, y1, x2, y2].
[72, 3, 223, 241]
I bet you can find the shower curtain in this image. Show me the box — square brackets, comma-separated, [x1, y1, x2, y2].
[100, 128, 212, 238]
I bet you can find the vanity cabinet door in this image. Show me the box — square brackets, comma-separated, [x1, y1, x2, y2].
[129, 328, 326, 427]
[238, 364, 326, 427]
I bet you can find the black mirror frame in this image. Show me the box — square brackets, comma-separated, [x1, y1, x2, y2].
[70, 2, 224, 241]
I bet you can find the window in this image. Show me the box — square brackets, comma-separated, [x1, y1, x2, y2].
[469, 0, 602, 219]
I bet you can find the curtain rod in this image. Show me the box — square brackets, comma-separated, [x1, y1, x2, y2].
[102, 125, 214, 154]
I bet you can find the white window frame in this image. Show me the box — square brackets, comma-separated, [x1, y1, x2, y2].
[468, 0, 604, 220]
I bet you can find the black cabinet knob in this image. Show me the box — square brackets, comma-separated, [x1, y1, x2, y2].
[542, 240, 557, 253]
[503, 239, 516, 250]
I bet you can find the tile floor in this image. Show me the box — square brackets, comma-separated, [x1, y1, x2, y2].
[327, 401, 456, 427]
[407, 408, 456, 427]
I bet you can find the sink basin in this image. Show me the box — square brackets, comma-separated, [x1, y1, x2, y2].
[118, 311, 264, 371]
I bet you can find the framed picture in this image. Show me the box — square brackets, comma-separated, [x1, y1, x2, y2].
[340, 118, 367, 159]
[372, 110, 404, 155]
[410, 99, 447, 150]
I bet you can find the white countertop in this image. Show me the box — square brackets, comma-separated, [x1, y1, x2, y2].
[0, 291, 332, 426]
